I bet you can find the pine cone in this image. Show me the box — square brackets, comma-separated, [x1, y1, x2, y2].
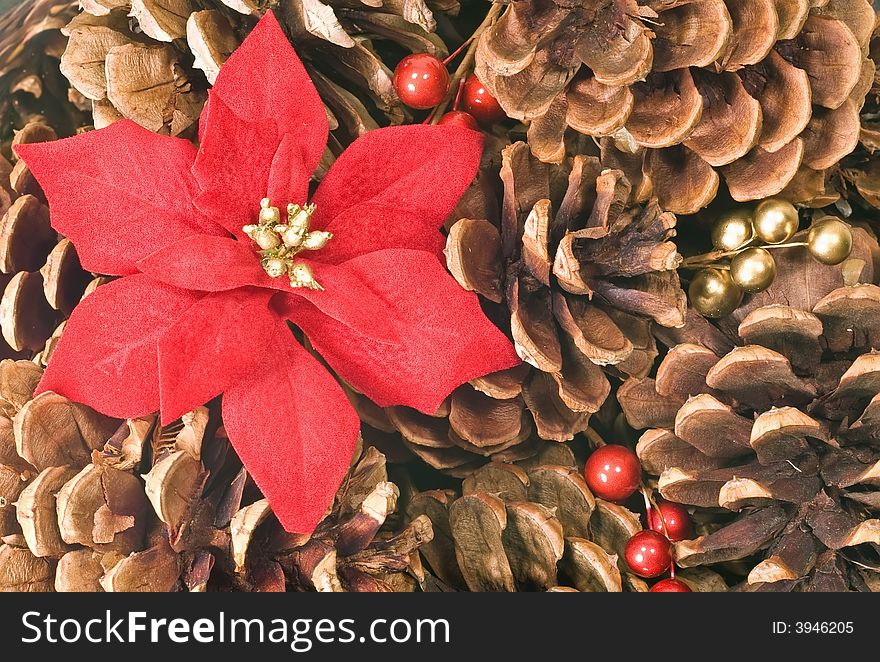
[0, 3, 94, 361]
[0, 358, 127, 591]
[475, 0, 876, 214]
[271, 445, 433, 592]
[381, 141, 684, 475]
[618, 226, 880, 590]
[0, 0, 86, 149]
[0, 121, 93, 361]
[147, 415, 432, 592]
[61, 0, 458, 145]
[405, 442, 725, 591]
[835, 35, 880, 219]
[0, 359, 428, 591]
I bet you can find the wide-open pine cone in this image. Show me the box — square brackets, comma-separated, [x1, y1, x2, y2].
[61, 0, 459, 146]
[619, 225, 880, 591]
[476, 0, 876, 214]
[0, 360, 428, 592]
[379, 141, 684, 475]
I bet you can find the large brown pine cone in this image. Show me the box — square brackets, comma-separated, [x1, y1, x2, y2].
[0, 364, 429, 592]
[62, 0, 459, 145]
[379, 141, 684, 475]
[475, 0, 876, 214]
[836, 35, 880, 219]
[147, 420, 432, 593]
[0, 0, 86, 149]
[0, 122, 94, 362]
[618, 225, 880, 591]
[404, 442, 727, 591]
[1, 4, 94, 362]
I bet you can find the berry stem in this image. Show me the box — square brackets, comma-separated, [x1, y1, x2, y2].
[641, 486, 666, 535]
[587, 428, 606, 447]
[641, 489, 656, 547]
[430, 3, 502, 124]
[452, 78, 465, 111]
[442, 38, 472, 66]
[422, 107, 438, 124]
[760, 241, 809, 249]
[680, 240, 809, 269]
[641, 486, 676, 578]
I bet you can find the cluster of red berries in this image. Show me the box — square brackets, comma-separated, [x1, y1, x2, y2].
[583, 444, 694, 593]
[392, 53, 506, 128]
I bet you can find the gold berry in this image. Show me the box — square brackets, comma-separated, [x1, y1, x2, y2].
[302, 231, 332, 251]
[753, 198, 799, 244]
[282, 226, 306, 248]
[289, 261, 322, 290]
[807, 217, 853, 266]
[689, 268, 743, 319]
[730, 247, 776, 293]
[254, 227, 281, 250]
[288, 204, 312, 232]
[259, 198, 281, 225]
[712, 208, 754, 251]
[264, 257, 287, 278]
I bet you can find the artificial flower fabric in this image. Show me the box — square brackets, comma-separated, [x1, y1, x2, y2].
[15, 11, 520, 534]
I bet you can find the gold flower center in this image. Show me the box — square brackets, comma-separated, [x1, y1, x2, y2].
[243, 198, 332, 290]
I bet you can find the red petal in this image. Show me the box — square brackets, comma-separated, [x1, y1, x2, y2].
[193, 11, 327, 236]
[293, 260, 403, 342]
[158, 288, 279, 424]
[137, 235, 276, 291]
[268, 131, 318, 208]
[14, 121, 222, 276]
[36, 275, 202, 418]
[309, 125, 483, 264]
[222, 328, 360, 534]
[138, 236, 397, 342]
[282, 249, 521, 413]
[192, 98, 278, 240]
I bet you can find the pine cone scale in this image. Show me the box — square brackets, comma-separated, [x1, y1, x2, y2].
[478, 0, 875, 211]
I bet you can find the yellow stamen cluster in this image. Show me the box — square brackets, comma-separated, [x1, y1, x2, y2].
[243, 198, 332, 290]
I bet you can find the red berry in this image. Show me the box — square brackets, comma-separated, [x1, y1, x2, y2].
[461, 74, 506, 125]
[438, 111, 479, 131]
[625, 530, 672, 578]
[649, 501, 693, 542]
[393, 54, 450, 109]
[583, 445, 641, 501]
[651, 578, 692, 593]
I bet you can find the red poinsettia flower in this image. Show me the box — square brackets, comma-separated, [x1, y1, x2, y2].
[15, 11, 519, 533]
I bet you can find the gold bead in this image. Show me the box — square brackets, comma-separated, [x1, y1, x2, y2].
[730, 247, 776, 293]
[259, 204, 280, 225]
[264, 257, 287, 278]
[302, 231, 332, 251]
[289, 261, 323, 290]
[254, 227, 281, 250]
[807, 217, 853, 265]
[282, 226, 306, 248]
[753, 198, 799, 244]
[688, 268, 743, 319]
[288, 204, 312, 232]
[712, 208, 754, 251]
